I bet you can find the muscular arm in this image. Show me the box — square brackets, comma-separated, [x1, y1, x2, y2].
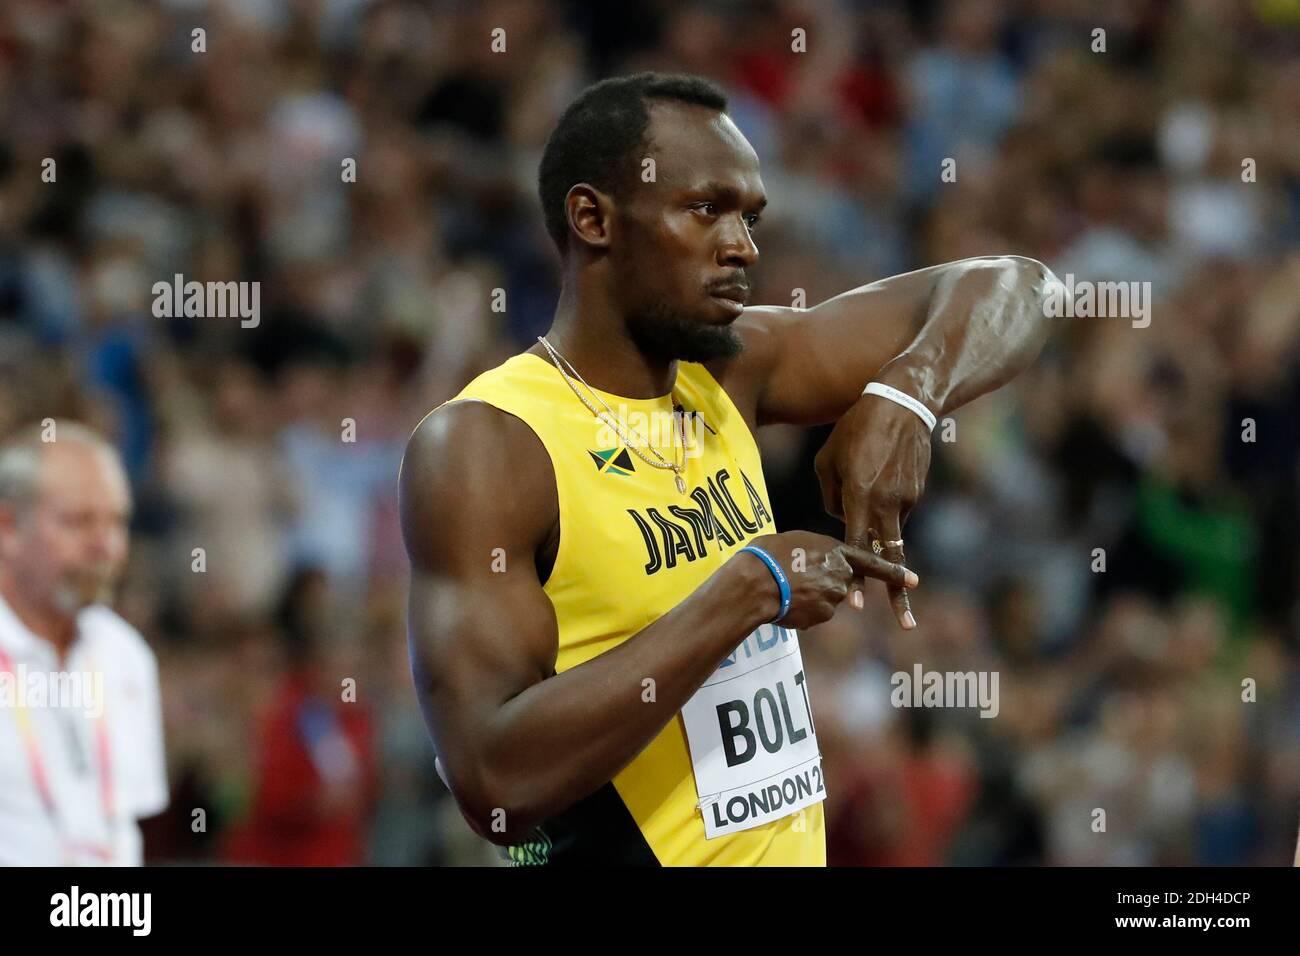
[399, 401, 778, 845]
[716, 255, 1060, 427]
[714, 255, 1062, 629]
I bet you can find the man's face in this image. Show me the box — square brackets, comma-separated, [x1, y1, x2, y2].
[1, 443, 133, 614]
[612, 102, 766, 364]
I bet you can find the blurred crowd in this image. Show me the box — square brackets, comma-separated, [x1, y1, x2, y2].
[1, 0, 1297, 865]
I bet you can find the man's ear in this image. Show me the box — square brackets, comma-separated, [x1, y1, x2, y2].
[564, 183, 615, 251]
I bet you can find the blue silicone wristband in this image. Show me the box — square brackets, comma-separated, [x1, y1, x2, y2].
[739, 545, 792, 625]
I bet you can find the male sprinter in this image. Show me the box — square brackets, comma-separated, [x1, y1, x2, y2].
[400, 73, 1061, 865]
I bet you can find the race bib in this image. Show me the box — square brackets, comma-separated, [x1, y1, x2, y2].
[680, 623, 825, 838]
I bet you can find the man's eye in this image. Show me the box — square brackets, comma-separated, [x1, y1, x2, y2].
[745, 214, 761, 230]
[697, 202, 718, 216]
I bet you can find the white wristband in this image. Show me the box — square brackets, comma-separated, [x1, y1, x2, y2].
[861, 382, 938, 432]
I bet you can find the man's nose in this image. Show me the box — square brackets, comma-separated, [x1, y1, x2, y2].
[86, 519, 123, 559]
[718, 218, 759, 269]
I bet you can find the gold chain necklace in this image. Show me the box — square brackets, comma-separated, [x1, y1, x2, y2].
[537, 336, 689, 495]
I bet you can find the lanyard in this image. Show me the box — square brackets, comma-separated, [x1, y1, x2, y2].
[0, 646, 116, 864]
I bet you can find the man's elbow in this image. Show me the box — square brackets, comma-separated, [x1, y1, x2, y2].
[446, 764, 549, 847]
[979, 255, 1062, 317]
[1008, 255, 1061, 292]
[949, 254, 1052, 294]
[976, 254, 1048, 285]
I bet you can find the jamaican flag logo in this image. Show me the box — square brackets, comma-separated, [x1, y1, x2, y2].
[588, 446, 636, 476]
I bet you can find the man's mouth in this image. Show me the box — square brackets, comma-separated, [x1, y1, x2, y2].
[57, 567, 118, 610]
[709, 286, 748, 316]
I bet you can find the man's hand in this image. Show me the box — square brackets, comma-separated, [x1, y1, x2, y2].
[813, 390, 932, 630]
[743, 529, 919, 631]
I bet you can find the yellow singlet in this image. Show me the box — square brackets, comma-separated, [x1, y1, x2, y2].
[442, 351, 826, 866]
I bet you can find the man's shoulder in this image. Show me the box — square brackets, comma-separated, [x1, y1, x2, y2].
[440, 350, 546, 409]
[407, 394, 554, 479]
[79, 605, 159, 677]
[409, 351, 548, 441]
[402, 391, 559, 562]
[703, 307, 792, 433]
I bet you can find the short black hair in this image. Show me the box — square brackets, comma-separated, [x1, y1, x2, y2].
[537, 72, 729, 256]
